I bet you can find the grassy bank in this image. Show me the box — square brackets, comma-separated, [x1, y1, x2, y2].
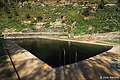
[0, 2, 120, 35]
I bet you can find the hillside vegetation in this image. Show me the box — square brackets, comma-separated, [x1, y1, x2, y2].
[0, 0, 120, 35]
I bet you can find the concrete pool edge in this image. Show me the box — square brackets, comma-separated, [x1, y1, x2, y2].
[3, 39, 120, 80]
[4, 36, 113, 46]
[4, 40, 55, 80]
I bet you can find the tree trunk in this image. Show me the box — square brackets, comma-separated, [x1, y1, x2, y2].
[98, 0, 105, 9]
[118, 0, 120, 7]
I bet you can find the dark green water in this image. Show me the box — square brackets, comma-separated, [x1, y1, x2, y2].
[10, 38, 112, 67]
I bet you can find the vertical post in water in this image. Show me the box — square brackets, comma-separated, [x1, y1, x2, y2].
[75, 51, 78, 62]
[75, 50, 78, 67]
[58, 48, 61, 67]
[63, 48, 66, 66]
[62, 48, 66, 79]
[68, 41, 71, 64]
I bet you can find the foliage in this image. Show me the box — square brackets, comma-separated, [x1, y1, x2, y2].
[0, 1, 120, 35]
[0, 15, 33, 33]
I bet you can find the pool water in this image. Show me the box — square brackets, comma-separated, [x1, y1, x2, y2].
[11, 38, 112, 67]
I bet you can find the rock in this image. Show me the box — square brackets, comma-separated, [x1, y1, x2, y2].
[4, 28, 15, 33]
[22, 20, 31, 24]
[35, 22, 45, 31]
[22, 28, 32, 32]
[105, 4, 117, 7]
[73, 3, 78, 7]
[50, 19, 66, 28]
